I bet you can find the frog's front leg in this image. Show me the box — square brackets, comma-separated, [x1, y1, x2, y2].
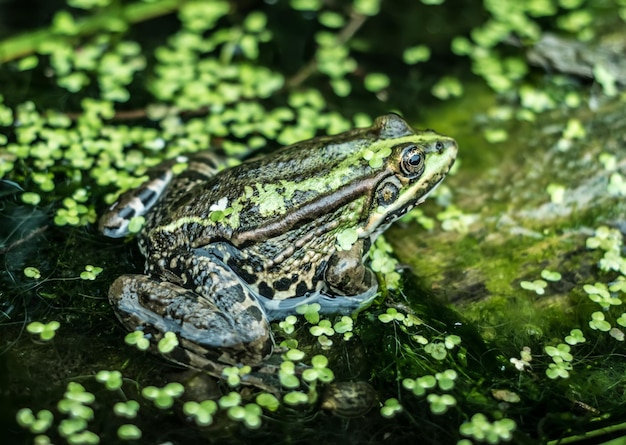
[109, 255, 272, 365]
[324, 239, 377, 296]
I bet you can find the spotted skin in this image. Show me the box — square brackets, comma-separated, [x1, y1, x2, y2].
[100, 114, 458, 368]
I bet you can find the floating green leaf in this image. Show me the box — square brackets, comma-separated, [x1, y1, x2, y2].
[183, 400, 217, 426]
[27, 321, 60, 341]
[380, 398, 402, 418]
[157, 331, 179, 354]
[117, 424, 142, 440]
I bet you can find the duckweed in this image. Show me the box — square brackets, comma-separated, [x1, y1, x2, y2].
[608, 173, 626, 197]
[609, 328, 624, 341]
[222, 366, 252, 387]
[157, 331, 179, 354]
[435, 369, 458, 391]
[302, 355, 334, 383]
[23, 267, 42, 279]
[227, 403, 263, 429]
[459, 413, 516, 443]
[283, 391, 308, 406]
[278, 361, 300, 389]
[599, 153, 617, 170]
[95, 370, 123, 391]
[295, 303, 320, 324]
[256, 393, 280, 412]
[335, 228, 359, 251]
[183, 400, 217, 426]
[283, 348, 305, 361]
[21, 191, 41, 205]
[117, 424, 142, 440]
[58, 418, 87, 437]
[127, 216, 145, 233]
[546, 361, 572, 379]
[564, 329, 586, 345]
[562, 118, 586, 140]
[541, 269, 562, 282]
[316, 334, 333, 348]
[437, 205, 476, 233]
[378, 308, 405, 323]
[278, 315, 298, 334]
[362, 146, 392, 169]
[57, 400, 94, 421]
[444, 335, 461, 350]
[16, 408, 54, 434]
[63, 430, 100, 444]
[142, 383, 184, 409]
[520, 279, 548, 295]
[431, 76, 464, 100]
[218, 391, 242, 409]
[427, 393, 456, 414]
[309, 319, 335, 337]
[79, 265, 103, 281]
[333, 316, 354, 341]
[403, 45, 430, 65]
[403, 375, 437, 397]
[369, 237, 401, 289]
[124, 331, 149, 351]
[27, 321, 60, 341]
[113, 401, 139, 419]
[546, 184, 565, 204]
[380, 398, 402, 419]
[588, 311, 611, 332]
[545, 344, 573, 363]
[583, 282, 622, 308]
[363, 73, 390, 93]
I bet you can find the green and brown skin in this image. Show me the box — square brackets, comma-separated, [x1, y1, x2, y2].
[100, 113, 457, 369]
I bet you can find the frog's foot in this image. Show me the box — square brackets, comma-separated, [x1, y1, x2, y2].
[109, 274, 273, 365]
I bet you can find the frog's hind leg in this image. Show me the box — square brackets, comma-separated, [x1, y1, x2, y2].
[98, 165, 174, 238]
[109, 272, 272, 366]
[99, 151, 226, 239]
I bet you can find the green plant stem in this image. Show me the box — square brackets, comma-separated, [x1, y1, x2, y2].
[546, 421, 626, 445]
[0, 0, 183, 64]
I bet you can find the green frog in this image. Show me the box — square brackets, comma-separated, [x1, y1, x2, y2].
[100, 113, 457, 371]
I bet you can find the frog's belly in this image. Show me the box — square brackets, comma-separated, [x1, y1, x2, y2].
[257, 284, 378, 321]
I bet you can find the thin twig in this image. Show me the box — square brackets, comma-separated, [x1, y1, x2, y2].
[285, 10, 368, 89]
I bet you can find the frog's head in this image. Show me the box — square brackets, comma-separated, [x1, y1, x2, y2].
[358, 113, 458, 239]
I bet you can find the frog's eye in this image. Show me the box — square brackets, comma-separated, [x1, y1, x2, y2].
[399, 144, 425, 178]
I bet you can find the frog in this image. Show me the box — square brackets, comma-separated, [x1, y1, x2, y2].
[99, 113, 457, 372]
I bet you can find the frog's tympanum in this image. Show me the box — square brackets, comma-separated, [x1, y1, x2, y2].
[100, 114, 457, 370]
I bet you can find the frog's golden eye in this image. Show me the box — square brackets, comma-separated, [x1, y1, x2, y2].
[399, 144, 425, 178]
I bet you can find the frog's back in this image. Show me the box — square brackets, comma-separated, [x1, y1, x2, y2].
[147, 129, 378, 238]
